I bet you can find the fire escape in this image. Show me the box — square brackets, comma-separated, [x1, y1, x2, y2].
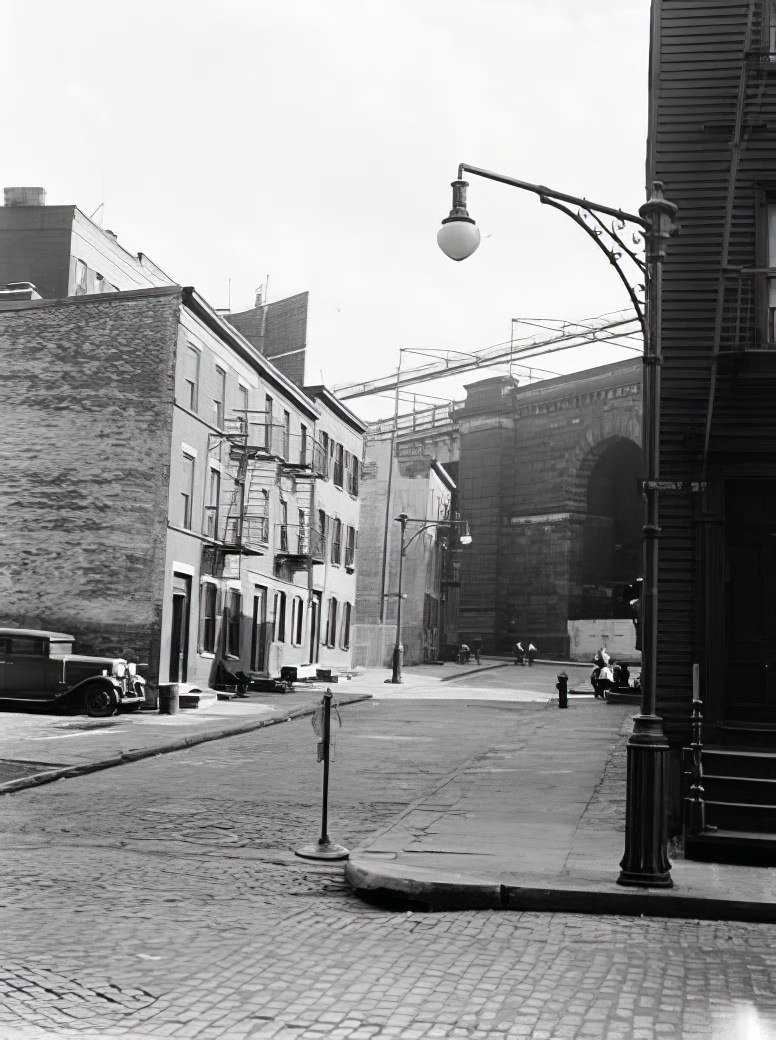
[203, 411, 328, 580]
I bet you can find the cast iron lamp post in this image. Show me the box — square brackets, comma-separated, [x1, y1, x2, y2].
[391, 512, 473, 685]
[438, 163, 679, 888]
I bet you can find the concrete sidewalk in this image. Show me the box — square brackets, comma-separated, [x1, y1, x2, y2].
[0, 684, 372, 794]
[345, 693, 776, 923]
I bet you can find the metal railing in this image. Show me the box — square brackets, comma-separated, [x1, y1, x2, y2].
[275, 523, 325, 559]
[224, 415, 328, 475]
[221, 514, 270, 549]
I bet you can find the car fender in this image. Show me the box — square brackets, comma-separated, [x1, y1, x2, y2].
[67, 675, 122, 697]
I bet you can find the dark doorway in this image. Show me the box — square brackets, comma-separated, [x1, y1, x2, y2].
[170, 573, 191, 682]
[725, 481, 776, 724]
[250, 586, 268, 673]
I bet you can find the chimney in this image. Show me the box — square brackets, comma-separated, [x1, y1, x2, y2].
[0, 281, 42, 301]
[4, 187, 46, 207]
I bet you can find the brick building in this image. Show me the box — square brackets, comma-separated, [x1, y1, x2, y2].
[0, 190, 364, 693]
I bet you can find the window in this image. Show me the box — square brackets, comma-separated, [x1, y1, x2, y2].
[238, 385, 249, 434]
[74, 258, 88, 295]
[325, 597, 338, 647]
[320, 432, 329, 476]
[333, 443, 344, 487]
[298, 508, 308, 553]
[300, 424, 308, 466]
[200, 582, 218, 654]
[226, 589, 241, 657]
[184, 345, 200, 411]
[341, 603, 352, 650]
[214, 366, 226, 427]
[318, 509, 328, 555]
[347, 453, 360, 496]
[264, 395, 273, 450]
[331, 518, 342, 565]
[274, 591, 287, 642]
[180, 452, 195, 529]
[292, 595, 305, 646]
[345, 525, 357, 570]
[2, 635, 47, 655]
[279, 500, 289, 551]
[283, 410, 291, 459]
[770, 0, 776, 55]
[205, 467, 220, 538]
[260, 488, 270, 530]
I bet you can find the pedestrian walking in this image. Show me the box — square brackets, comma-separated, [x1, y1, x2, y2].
[527, 641, 538, 666]
[458, 642, 471, 665]
[472, 639, 481, 665]
[514, 640, 525, 665]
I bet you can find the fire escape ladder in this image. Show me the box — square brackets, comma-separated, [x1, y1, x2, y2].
[702, 1, 757, 477]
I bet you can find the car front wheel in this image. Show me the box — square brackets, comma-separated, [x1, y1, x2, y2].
[83, 684, 118, 718]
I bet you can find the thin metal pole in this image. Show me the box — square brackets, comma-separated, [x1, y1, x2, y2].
[379, 360, 401, 623]
[391, 514, 407, 683]
[319, 689, 332, 843]
[295, 689, 349, 861]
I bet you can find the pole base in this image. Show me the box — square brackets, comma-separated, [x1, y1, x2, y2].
[295, 838, 350, 861]
[617, 723, 673, 888]
[617, 868, 673, 888]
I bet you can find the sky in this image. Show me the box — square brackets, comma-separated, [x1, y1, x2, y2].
[2, 0, 650, 423]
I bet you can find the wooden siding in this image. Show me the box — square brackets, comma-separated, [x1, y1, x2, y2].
[652, 0, 776, 741]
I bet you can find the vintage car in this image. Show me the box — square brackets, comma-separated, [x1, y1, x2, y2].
[0, 628, 146, 717]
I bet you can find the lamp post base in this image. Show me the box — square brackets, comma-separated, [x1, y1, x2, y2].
[617, 715, 673, 888]
[390, 646, 403, 684]
[295, 838, 349, 861]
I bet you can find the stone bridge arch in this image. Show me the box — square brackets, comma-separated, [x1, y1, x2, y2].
[567, 434, 644, 623]
[454, 359, 643, 656]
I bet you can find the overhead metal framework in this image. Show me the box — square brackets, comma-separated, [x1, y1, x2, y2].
[333, 310, 642, 400]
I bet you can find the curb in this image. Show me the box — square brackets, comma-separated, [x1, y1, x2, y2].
[0, 692, 372, 796]
[345, 858, 776, 924]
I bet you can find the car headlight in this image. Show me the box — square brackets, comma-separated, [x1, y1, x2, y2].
[112, 660, 127, 679]
[128, 662, 137, 677]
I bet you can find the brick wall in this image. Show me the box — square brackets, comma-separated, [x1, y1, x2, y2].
[0, 291, 179, 678]
[226, 292, 308, 387]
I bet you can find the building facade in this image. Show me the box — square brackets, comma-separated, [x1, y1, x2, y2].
[648, 0, 776, 854]
[353, 411, 461, 668]
[354, 359, 645, 667]
[0, 191, 364, 693]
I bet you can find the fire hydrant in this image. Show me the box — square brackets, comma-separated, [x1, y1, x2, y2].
[556, 671, 568, 709]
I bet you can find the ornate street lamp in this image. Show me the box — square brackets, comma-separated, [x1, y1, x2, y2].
[390, 512, 472, 685]
[439, 163, 679, 888]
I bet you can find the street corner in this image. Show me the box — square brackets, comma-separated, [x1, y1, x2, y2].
[345, 853, 504, 911]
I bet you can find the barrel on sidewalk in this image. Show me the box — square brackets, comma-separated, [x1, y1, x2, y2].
[158, 683, 180, 715]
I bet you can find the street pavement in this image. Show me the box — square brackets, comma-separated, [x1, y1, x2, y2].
[1, 665, 776, 1038]
[2, 659, 775, 923]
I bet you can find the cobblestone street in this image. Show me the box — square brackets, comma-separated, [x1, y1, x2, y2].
[1, 693, 775, 1039]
